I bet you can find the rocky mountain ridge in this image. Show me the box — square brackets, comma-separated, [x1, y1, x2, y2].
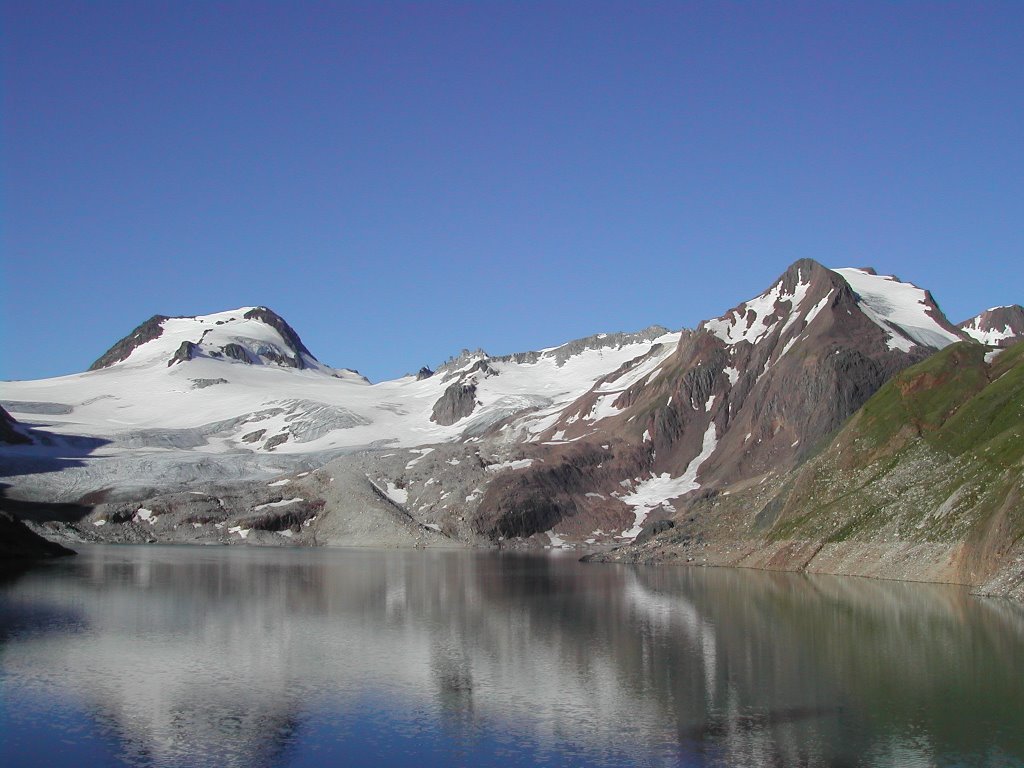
[959, 304, 1024, 348]
[3, 259, 1022, 597]
[595, 339, 1024, 599]
[472, 259, 973, 544]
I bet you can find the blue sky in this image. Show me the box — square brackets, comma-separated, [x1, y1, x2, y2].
[3, 1, 1022, 382]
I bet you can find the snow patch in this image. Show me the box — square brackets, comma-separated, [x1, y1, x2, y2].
[704, 276, 810, 346]
[589, 394, 624, 422]
[253, 497, 304, 511]
[384, 482, 408, 505]
[964, 322, 1018, 346]
[618, 422, 718, 539]
[546, 530, 572, 549]
[485, 458, 536, 472]
[804, 291, 832, 326]
[776, 336, 799, 361]
[405, 448, 434, 469]
[134, 508, 158, 525]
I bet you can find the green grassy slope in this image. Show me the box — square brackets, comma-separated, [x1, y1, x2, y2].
[765, 341, 1023, 584]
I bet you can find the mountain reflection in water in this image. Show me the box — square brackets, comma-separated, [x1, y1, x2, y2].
[1, 546, 1022, 767]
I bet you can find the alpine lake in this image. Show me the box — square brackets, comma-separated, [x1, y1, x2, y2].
[1, 544, 1022, 767]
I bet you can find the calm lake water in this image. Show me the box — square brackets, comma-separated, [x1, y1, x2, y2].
[0, 545, 1022, 767]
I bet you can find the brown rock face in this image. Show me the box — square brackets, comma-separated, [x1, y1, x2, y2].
[959, 305, 1024, 347]
[477, 259, 956, 541]
[431, 382, 479, 426]
[474, 442, 648, 539]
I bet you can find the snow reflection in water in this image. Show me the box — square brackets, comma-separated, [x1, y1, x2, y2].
[1, 545, 1023, 767]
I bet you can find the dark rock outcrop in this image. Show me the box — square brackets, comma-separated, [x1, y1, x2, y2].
[431, 382, 479, 426]
[191, 378, 228, 389]
[221, 343, 252, 363]
[633, 519, 675, 545]
[241, 429, 266, 443]
[89, 315, 169, 370]
[0, 510, 75, 561]
[168, 341, 199, 367]
[0, 407, 31, 445]
[416, 367, 434, 380]
[242, 307, 315, 366]
[264, 433, 289, 450]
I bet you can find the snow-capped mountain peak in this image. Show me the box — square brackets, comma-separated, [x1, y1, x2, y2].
[958, 305, 1024, 348]
[833, 268, 964, 352]
[88, 306, 349, 375]
[700, 259, 827, 347]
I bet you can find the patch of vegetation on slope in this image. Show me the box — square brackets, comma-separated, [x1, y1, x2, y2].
[765, 341, 1024, 584]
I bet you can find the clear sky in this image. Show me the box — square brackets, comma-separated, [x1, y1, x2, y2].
[3, 1, 1022, 382]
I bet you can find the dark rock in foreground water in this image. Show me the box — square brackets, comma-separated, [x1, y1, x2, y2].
[0, 510, 76, 562]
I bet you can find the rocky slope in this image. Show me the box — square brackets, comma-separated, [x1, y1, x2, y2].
[474, 260, 968, 544]
[959, 305, 1024, 347]
[598, 340, 1024, 599]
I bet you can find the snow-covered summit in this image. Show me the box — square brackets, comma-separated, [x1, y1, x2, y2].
[699, 260, 964, 355]
[88, 306, 361, 378]
[2, 305, 681, 464]
[833, 268, 964, 352]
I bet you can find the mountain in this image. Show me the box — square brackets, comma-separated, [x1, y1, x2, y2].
[4, 259, 1019, 593]
[474, 259, 968, 542]
[959, 305, 1024, 348]
[602, 339, 1024, 599]
[88, 306, 354, 374]
[0, 309, 679, 505]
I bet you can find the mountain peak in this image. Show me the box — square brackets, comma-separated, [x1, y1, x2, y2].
[959, 305, 1024, 347]
[832, 267, 964, 352]
[89, 307, 325, 372]
[699, 259, 841, 347]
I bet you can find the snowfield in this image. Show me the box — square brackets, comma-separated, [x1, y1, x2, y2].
[834, 268, 963, 352]
[1, 310, 682, 501]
